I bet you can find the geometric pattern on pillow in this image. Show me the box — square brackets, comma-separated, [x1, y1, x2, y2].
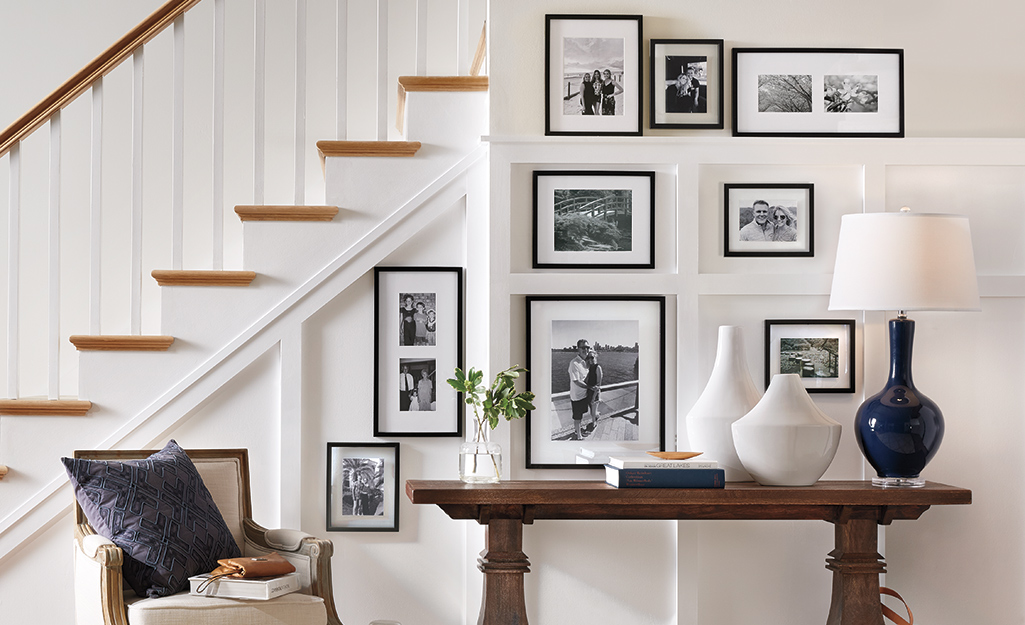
[62, 439, 241, 598]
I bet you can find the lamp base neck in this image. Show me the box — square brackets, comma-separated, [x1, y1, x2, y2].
[871, 476, 925, 489]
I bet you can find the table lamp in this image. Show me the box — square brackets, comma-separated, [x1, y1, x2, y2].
[828, 208, 980, 487]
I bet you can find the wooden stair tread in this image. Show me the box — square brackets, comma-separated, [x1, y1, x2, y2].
[316, 141, 421, 158]
[234, 205, 339, 222]
[0, 399, 92, 416]
[397, 76, 489, 92]
[70, 335, 175, 351]
[152, 270, 256, 286]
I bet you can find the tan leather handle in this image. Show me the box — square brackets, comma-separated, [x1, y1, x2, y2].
[881, 587, 913, 625]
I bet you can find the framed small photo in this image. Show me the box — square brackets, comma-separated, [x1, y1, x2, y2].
[525, 296, 666, 469]
[732, 48, 904, 137]
[545, 14, 643, 136]
[533, 170, 655, 269]
[724, 183, 814, 257]
[374, 267, 463, 436]
[764, 320, 855, 393]
[649, 39, 724, 129]
[326, 442, 399, 531]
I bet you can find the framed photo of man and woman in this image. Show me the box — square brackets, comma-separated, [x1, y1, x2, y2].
[649, 39, 724, 129]
[724, 183, 814, 257]
[525, 296, 665, 469]
[326, 442, 399, 531]
[545, 14, 643, 136]
[374, 267, 463, 437]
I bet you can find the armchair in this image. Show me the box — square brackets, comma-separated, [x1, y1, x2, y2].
[71, 448, 342, 625]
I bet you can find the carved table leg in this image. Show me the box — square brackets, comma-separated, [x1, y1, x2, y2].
[478, 518, 531, 625]
[825, 519, 886, 625]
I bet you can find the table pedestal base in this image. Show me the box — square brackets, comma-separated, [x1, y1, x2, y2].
[477, 518, 530, 625]
[825, 519, 886, 625]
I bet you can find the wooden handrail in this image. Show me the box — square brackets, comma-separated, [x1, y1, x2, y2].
[0, 0, 202, 159]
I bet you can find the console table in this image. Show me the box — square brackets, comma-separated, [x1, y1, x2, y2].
[405, 480, 971, 625]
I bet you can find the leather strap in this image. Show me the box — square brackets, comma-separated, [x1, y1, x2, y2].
[881, 587, 913, 625]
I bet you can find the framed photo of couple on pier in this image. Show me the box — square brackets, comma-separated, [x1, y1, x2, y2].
[545, 14, 643, 136]
[373, 267, 463, 437]
[524, 296, 666, 469]
[724, 183, 814, 257]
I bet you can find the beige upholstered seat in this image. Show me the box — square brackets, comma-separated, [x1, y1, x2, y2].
[71, 448, 341, 625]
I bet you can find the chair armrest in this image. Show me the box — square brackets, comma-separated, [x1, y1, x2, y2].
[243, 518, 342, 625]
[74, 524, 129, 625]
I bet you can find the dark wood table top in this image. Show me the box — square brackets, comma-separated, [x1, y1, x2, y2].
[406, 480, 971, 524]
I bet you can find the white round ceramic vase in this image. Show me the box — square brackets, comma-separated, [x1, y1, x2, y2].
[732, 373, 842, 486]
[685, 326, 761, 482]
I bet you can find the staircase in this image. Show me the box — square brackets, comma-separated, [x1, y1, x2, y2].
[0, 0, 489, 579]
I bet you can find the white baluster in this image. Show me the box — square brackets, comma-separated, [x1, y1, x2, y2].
[131, 49, 144, 335]
[415, 0, 427, 76]
[254, 0, 266, 205]
[294, 0, 307, 205]
[336, 0, 347, 140]
[213, 0, 225, 270]
[172, 15, 185, 270]
[377, 0, 388, 141]
[49, 113, 61, 400]
[457, 0, 469, 75]
[90, 80, 103, 335]
[7, 143, 20, 398]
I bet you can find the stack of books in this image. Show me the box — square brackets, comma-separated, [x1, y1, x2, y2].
[604, 454, 724, 489]
[189, 572, 301, 600]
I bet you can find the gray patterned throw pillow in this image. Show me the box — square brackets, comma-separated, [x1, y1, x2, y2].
[62, 440, 241, 597]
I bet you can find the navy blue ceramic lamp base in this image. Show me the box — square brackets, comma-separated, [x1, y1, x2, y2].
[855, 318, 944, 488]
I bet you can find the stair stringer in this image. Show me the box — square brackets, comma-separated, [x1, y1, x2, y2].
[0, 145, 488, 563]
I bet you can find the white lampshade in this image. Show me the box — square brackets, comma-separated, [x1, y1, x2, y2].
[829, 211, 981, 312]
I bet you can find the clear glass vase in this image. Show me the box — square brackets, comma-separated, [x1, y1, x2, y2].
[459, 422, 502, 483]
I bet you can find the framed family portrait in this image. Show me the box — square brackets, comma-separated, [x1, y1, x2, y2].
[533, 170, 655, 269]
[764, 319, 855, 393]
[724, 183, 814, 257]
[732, 48, 904, 137]
[374, 267, 463, 437]
[649, 39, 724, 129]
[326, 442, 399, 531]
[545, 14, 643, 136]
[525, 296, 665, 469]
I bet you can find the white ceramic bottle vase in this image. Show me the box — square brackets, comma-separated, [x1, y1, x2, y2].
[685, 326, 761, 481]
[732, 373, 842, 487]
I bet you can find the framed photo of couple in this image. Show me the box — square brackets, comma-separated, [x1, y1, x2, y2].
[326, 442, 399, 532]
[525, 296, 666, 469]
[545, 14, 643, 136]
[649, 39, 724, 129]
[724, 183, 814, 257]
[373, 267, 463, 437]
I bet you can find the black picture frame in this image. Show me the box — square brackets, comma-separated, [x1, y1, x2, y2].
[373, 267, 463, 437]
[545, 14, 643, 136]
[724, 183, 814, 257]
[525, 295, 666, 469]
[649, 39, 724, 129]
[533, 170, 656, 269]
[732, 48, 904, 137]
[764, 319, 856, 393]
[326, 442, 400, 532]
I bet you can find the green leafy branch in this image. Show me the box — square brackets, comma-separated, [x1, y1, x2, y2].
[447, 365, 536, 440]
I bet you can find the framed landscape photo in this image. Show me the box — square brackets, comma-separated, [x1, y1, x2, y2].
[374, 267, 463, 437]
[525, 296, 665, 469]
[724, 183, 814, 257]
[326, 442, 399, 531]
[545, 14, 643, 136]
[764, 319, 855, 393]
[533, 170, 655, 269]
[650, 39, 724, 129]
[732, 48, 904, 137]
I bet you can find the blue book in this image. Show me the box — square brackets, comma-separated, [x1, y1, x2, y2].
[604, 465, 725, 488]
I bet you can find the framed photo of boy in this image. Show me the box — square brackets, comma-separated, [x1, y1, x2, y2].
[326, 442, 399, 531]
[374, 267, 463, 437]
[533, 170, 655, 269]
[525, 296, 666, 469]
[724, 183, 814, 257]
[545, 14, 643, 136]
[732, 48, 904, 137]
[764, 319, 856, 393]
[650, 39, 724, 129]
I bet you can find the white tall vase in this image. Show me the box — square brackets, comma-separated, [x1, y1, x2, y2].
[685, 326, 761, 481]
[732, 374, 842, 486]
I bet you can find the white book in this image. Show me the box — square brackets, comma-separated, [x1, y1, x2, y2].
[607, 455, 719, 470]
[189, 572, 300, 600]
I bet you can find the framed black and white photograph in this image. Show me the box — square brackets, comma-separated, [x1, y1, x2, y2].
[724, 183, 814, 257]
[545, 14, 643, 136]
[732, 48, 904, 137]
[533, 170, 655, 269]
[326, 442, 399, 531]
[374, 267, 462, 436]
[525, 296, 665, 469]
[650, 39, 724, 129]
[764, 320, 855, 393]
